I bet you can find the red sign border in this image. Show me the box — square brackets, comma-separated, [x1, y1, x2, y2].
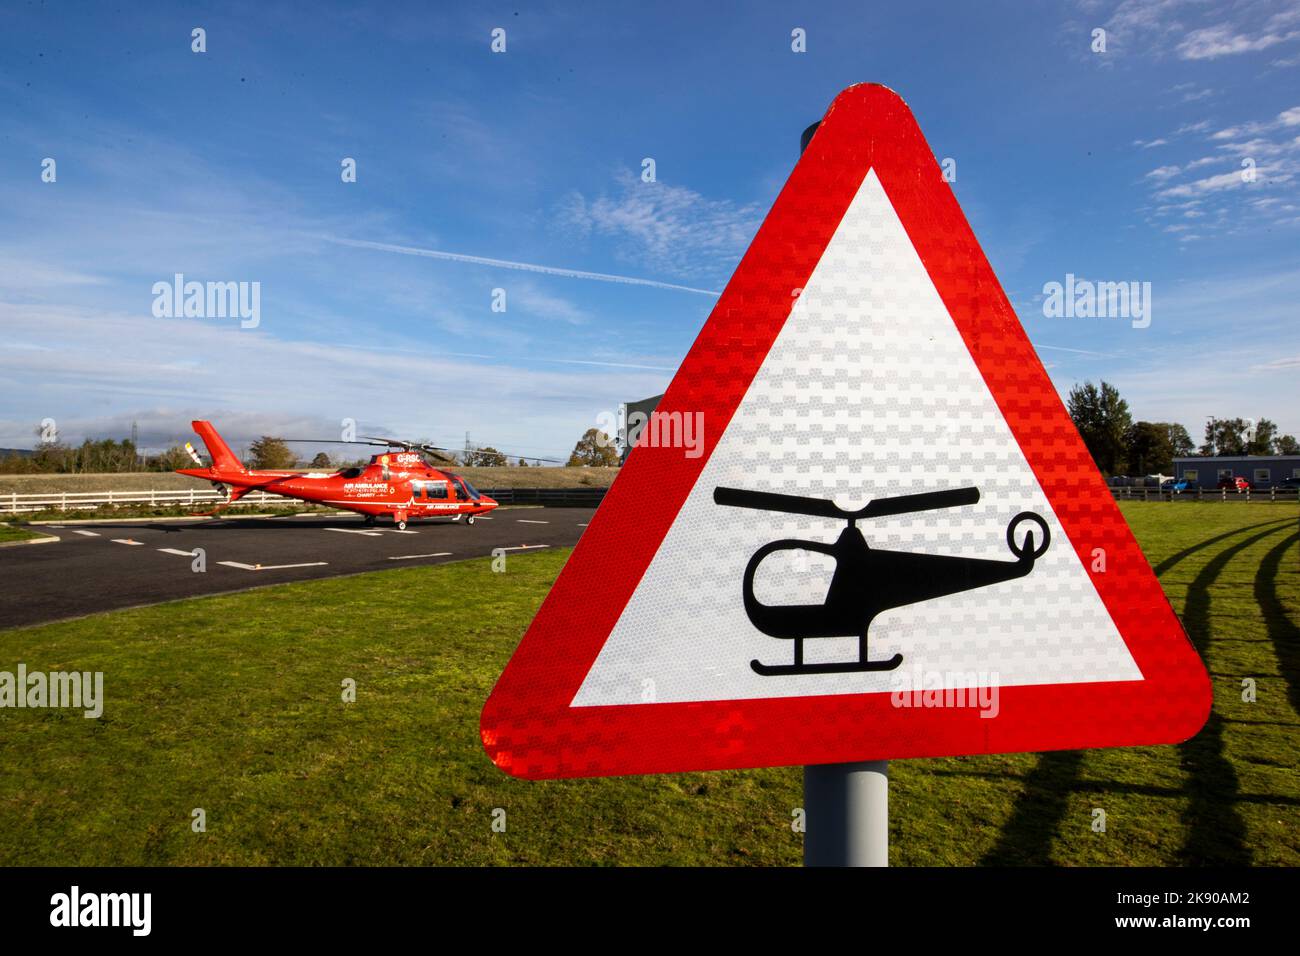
[481, 84, 1211, 780]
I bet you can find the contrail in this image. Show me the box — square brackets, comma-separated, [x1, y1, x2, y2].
[422, 348, 677, 373]
[343, 342, 678, 372]
[318, 235, 721, 297]
[1031, 342, 1118, 358]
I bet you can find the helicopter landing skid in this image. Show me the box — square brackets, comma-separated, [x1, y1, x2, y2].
[751, 638, 903, 677]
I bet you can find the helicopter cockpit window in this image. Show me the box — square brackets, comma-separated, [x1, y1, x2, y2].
[340, 467, 364, 479]
[450, 476, 480, 501]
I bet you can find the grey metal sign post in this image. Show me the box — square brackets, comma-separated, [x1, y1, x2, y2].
[796, 121, 888, 868]
[804, 761, 889, 866]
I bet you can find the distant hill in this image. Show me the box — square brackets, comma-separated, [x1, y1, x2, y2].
[0, 448, 33, 458]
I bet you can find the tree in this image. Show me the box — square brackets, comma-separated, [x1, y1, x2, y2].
[1067, 380, 1132, 475]
[1165, 423, 1194, 459]
[248, 436, 295, 469]
[1202, 418, 1249, 456]
[1247, 418, 1278, 456]
[150, 445, 194, 472]
[72, 438, 138, 472]
[1125, 421, 1175, 475]
[567, 428, 619, 467]
[28, 441, 72, 473]
[465, 446, 507, 467]
[309, 452, 333, 469]
[517, 457, 529, 467]
[1276, 434, 1300, 455]
[0, 449, 40, 474]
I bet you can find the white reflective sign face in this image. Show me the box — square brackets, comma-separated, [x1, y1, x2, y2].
[573, 170, 1141, 707]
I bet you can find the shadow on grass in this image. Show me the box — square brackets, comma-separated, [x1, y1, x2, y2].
[1176, 522, 1294, 865]
[1152, 517, 1296, 577]
[979, 750, 1084, 865]
[1254, 532, 1300, 718]
[980, 517, 1294, 866]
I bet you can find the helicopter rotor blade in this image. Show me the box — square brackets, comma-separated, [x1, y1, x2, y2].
[276, 436, 567, 464]
[713, 487, 847, 519]
[714, 485, 980, 520]
[277, 438, 394, 447]
[854, 486, 980, 519]
[361, 436, 415, 449]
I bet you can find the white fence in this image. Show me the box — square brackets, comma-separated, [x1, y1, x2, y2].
[0, 486, 610, 514]
[4, 484, 1292, 515]
[0, 488, 291, 514]
[1110, 486, 1298, 503]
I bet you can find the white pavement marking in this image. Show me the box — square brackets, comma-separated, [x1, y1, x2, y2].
[577, 523, 588, 527]
[71, 530, 100, 537]
[387, 552, 454, 560]
[388, 529, 420, 534]
[111, 538, 144, 546]
[217, 561, 329, 571]
[497, 545, 550, 552]
[324, 527, 383, 537]
[516, 519, 549, 524]
[157, 548, 194, 557]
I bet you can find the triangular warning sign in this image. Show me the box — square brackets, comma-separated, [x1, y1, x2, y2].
[482, 84, 1210, 780]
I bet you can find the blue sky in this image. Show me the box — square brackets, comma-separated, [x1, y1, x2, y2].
[1, 0, 1297, 459]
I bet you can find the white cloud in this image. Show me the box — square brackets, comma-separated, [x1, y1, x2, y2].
[1214, 136, 1294, 157]
[511, 280, 589, 325]
[1146, 164, 1182, 180]
[0, 301, 669, 456]
[1249, 354, 1300, 371]
[1101, 0, 1300, 62]
[1139, 99, 1300, 232]
[1156, 168, 1262, 198]
[556, 171, 764, 283]
[1178, 23, 1296, 60]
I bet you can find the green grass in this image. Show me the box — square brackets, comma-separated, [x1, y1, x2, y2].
[0, 502, 1295, 865]
[0, 522, 47, 543]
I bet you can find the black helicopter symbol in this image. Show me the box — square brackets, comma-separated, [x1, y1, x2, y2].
[713, 486, 1050, 677]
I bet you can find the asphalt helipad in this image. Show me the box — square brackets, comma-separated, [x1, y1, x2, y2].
[0, 509, 593, 629]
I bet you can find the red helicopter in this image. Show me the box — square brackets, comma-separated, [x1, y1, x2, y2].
[177, 420, 499, 529]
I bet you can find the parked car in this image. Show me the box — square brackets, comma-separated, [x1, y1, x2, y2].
[1276, 476, 1300, 490]
[1161, 478, 1189, 493]
[1217, 476, 1252, 492]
